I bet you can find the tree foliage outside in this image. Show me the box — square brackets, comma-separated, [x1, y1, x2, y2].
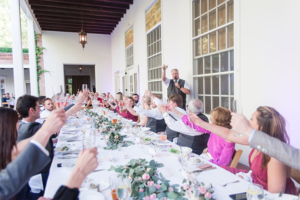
[0, 0, 28, 48]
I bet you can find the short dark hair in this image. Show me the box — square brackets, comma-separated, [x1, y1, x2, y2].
[117, 92, 123, 95]
[38, 96, 46, 104]
[169, 94, 183, 107]
[103, 93, 106, 97]
[132, 93, 139, 97]
[16, 95, 38, 118]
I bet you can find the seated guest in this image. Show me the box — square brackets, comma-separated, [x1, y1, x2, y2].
[1, 94, 8, 107]
[40, 98, 54, 118]
[185, 107, 235, 165]
[132, 93, 141, 107]
[124, 97, 138, 122]
[38, 96, 46, 112]
[230, 112, 300, 171]
[83, 96, 92, 109]
[68, 95, 76, 105]
[189, 106, 297, 195]
[126, 96, 151, 126]
[157, 99, 209, 155]
[145, 90, 186, 142]
[0, 108, 66, 200]
[132, 94, 167, 133]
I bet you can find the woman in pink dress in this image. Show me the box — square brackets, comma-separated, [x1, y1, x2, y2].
[188, 106, 297, 195]
[182, 107, 235, 166]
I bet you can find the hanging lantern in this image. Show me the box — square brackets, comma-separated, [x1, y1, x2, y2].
[78, 29, 87, 49]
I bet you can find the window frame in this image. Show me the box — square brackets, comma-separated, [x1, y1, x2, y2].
[192, 0, 235, 114]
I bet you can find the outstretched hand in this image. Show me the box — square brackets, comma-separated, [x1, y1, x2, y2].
[158, 104, 167, 114]
[42, 109, 66, 134]
[75, 147, 98, 177]
[230, 113, 253, 137]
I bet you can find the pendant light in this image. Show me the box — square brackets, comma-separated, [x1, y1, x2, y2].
[78, 9, 87, 49]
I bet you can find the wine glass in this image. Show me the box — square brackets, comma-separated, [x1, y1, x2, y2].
[232, 100, 245, 137]
[246, 183, 264, 200]
[53, 85, 65, 109]
[186, 105, 195, 131]
[160, 132, 167, 151]
[116, 179, 131, 200]
[82, 84, 88, 92]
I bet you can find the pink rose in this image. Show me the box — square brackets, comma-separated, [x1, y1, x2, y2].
[205, 192, 212, 199]
[142, 174, 150, 180]
[114, 135, 118, 139]
[169, 187, 174, 192]
[183, 184, 189, 190]
[145, 196, 150, 200]
[189, 188, 193, 192]
[147, 181, 154, 187]
[105, 135, 109, 140]
[150, 193, 156, 200]
[139, 188, 144, 192]
[199, 186, 207, 194]
[138, 177, 142, 181]
[155, 184, 161, 190]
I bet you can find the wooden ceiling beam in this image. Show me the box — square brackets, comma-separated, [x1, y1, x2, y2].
[29, 0, 129, 10]
[42, 28, 111, 34]
[34, 12, 121, 22]
[41, 25, 114, 31]
[29, 6, 123, 18]
[39, 22, 116, 29]
[93, 0, 133, 4]
[36, 16, 118, 25]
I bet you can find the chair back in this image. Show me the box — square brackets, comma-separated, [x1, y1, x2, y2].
[230, 149, 243, 168]
[291, 168, 300, 185]
[1, 102, 10, 108]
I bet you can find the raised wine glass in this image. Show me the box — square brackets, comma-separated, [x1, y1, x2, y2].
[53, 85, 65, 109]
[232, 100, 245, 137]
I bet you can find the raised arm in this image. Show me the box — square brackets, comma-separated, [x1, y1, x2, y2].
[161, 64, 167, 82]
[126, 105, 139, 116]
[189, 113, 249, 145]
[12, 109, 66, 160]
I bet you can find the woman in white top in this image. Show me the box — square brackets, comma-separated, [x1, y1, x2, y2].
[40, 98, 54, 118]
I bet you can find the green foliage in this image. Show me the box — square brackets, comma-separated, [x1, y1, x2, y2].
[109, 159, 186, 200]
[0, 47, 28, 53]
[35, 32, 49, 96]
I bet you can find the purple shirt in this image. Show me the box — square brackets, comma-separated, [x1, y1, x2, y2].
[182, 115, 235, 166]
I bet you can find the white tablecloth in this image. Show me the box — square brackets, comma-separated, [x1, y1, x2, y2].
[44, 113, 258, 200]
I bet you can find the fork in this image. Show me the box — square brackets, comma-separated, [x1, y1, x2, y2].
[220, 180, 240, 187]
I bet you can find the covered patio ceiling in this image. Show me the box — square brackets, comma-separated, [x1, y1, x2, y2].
[28, 0, 133, 34]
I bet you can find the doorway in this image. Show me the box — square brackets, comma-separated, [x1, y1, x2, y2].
[123, 66, 139, 96]
[114, 71, 120, 94]
[64, 65, 95, 94]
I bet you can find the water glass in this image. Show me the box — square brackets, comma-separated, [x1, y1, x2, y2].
[246, 183, 264, 200]
[116, 179, 131, 200]
[109, 174, 122, 200]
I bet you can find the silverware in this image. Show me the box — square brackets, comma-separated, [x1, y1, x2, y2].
[219, 180, 240, 187]
[58, 156, 77, 159]
[89, 183, 101, 192]
[67, 140, 81, 142]
[93, 169, 105, 173]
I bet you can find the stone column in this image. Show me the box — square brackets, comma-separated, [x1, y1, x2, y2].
[27, 18, 38, 96]
[10, 0, 25, 100]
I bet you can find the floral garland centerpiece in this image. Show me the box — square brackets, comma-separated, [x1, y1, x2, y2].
[103, 131, 134, 150]
[109, 159, 187, 200]
[182, 179, 214, 200]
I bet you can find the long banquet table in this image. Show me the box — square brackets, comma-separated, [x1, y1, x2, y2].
[44, 110, 261, 200]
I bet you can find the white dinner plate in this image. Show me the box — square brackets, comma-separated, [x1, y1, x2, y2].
[87, 180, 110, 191]
[264, 193, 298, 200]
[61, 127, 79, 132]
[55, 144, 81, 153]
[79, 190, 105, 200]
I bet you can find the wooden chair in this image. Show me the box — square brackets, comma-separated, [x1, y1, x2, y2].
[1, 102, 10, 108]
[230, 150, 243, 168]
[291, 168, 300, 186]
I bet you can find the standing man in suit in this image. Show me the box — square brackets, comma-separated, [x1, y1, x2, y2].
[230, 112, 300, 171]
[161, 65, 191, 110]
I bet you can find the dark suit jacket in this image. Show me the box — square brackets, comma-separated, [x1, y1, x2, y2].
[17, 122, 55, 174]
[0, 143, 50, 200]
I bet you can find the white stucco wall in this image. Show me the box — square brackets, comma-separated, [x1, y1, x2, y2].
[41, 31, 112, 98]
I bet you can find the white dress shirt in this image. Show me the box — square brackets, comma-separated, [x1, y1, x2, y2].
[152, 97, 187, 120]
[133, 106, 164, 120]
[162, 112, 205, 136]
[163, 78, 191, 89]
[40, 109, 51, 118]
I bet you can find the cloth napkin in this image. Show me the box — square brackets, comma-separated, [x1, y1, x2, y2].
[29, 174, 44, 193]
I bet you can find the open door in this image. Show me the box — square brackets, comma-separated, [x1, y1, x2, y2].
[124, 65, 139, 96]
